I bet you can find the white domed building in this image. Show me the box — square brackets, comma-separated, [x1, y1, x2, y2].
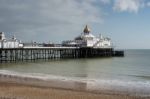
[62, 25, 112, 48]
[0, 32, 23, 48]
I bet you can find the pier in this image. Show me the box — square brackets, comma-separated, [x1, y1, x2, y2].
[0, 25, 124, 63]
[0, 47, 123, 63]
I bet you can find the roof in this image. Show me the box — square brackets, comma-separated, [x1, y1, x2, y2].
[83, 25, 90, 33]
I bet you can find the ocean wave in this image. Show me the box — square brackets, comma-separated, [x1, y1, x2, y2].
[0, 70, 74, 81]
[0, 70, 150, 96]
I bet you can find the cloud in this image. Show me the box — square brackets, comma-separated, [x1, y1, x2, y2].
[113, 0, 144, 13]
[0, 0, 102, 43]
[147, 2, 150, 7]
[100, 0, 111, 4]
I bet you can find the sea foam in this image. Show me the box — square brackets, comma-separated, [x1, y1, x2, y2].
[0, 70, 150, 96]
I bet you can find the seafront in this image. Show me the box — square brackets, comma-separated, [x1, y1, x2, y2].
[0, 73, 149, 99]
[0, 50, 150, 99]
[0, 82, 147, 99]
[0, 69, 150, 99]
[1, 0, 150, 99]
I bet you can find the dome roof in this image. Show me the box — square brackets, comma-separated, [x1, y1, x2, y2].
[75, 36, 82, 40]
[83, 25, 90, 33]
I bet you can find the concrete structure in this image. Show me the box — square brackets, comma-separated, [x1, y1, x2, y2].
[62, 25, 112, 48]
[0, 32, 23, 48]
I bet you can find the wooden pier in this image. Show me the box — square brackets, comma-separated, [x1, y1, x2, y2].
[0, 47, 124, 63]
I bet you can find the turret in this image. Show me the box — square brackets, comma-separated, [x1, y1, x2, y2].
[83, 25, 91, 34]
[12, 34, 16, 40]
[0, 32, 6, 40]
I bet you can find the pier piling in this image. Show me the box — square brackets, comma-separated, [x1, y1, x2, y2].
[0, 47, 124, 63]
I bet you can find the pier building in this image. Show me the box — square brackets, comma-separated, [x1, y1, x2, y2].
[0, 32, 23, 48]
[62, 25, 112, 48]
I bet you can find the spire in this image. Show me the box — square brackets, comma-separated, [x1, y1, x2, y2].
[83, 25, 90, 34]
[0, 32, 6, 40]
[12, 34, 16, 40]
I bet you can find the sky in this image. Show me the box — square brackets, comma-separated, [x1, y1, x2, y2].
[0, 0, 150, 49]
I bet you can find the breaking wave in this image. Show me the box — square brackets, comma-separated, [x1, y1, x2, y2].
[0, 70, 150, 96]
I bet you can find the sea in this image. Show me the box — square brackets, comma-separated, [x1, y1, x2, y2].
[0, 49, 150, 96]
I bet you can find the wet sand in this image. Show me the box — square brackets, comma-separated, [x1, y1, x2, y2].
[0, 82, 148, 99]
[0, 74, 149, 99]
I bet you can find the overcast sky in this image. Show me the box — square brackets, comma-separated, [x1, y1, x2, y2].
[0, 0, 150, 49]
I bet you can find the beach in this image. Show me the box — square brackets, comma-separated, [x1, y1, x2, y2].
[0, 82, 148, 99]
[0, 50, 150, 99]
[0, 73, 149, 99]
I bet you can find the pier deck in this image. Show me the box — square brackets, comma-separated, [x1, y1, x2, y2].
[0, 47, 124, 63]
